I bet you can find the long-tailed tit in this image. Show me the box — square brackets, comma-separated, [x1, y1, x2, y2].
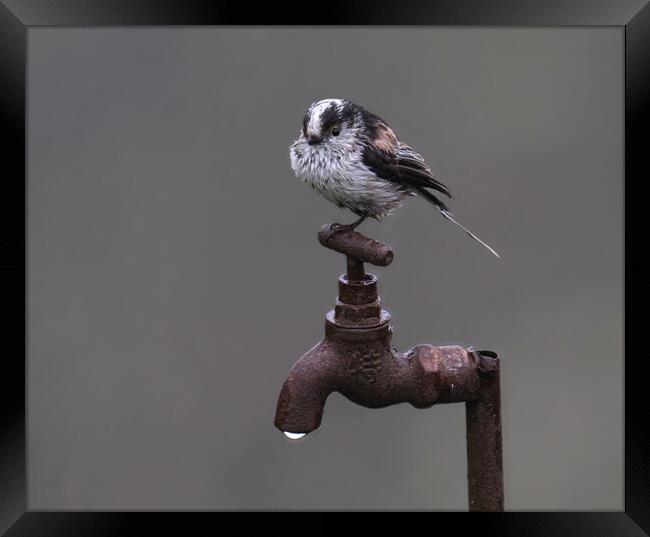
[290, 98, 499, 258]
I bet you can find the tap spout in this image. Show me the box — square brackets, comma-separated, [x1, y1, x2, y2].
[274, 340, 338, 435]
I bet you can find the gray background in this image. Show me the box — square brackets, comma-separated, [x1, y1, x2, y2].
[28, 28, 623, 510]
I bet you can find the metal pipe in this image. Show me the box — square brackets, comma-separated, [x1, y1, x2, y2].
[466, 350, 504, 511]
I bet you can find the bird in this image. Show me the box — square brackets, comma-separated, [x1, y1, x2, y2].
[289, 98, 500, 258]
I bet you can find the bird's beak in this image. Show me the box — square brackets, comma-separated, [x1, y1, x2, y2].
[307, 134, 323, 146]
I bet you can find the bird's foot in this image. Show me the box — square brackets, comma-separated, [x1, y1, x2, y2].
[329, 222, 354, 234]
[329, 216, 367, 235]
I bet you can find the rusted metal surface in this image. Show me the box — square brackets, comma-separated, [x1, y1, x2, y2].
[274, 225, 504, 511]
[466, 350, 504, 512]
[318, 224, 393, 267]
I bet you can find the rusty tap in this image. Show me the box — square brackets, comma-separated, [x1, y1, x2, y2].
[274, 223, 504, 511]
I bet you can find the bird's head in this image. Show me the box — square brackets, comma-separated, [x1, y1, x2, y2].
[295, 98, 361, 150]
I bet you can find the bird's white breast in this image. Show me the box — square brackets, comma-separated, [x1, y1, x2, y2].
[290, 138, 408, 218]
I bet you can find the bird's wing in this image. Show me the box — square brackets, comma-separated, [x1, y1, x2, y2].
[361, 134, 452, 199]
[394, 143, 452, 198]
[360, 123, 499, 258]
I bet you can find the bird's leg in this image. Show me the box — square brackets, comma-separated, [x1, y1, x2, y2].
[330, 215, 367, 234]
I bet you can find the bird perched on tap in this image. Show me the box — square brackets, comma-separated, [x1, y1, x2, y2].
[289, 98, 499, 258]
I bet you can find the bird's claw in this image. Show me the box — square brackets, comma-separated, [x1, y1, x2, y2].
[329, 222, 354, 234]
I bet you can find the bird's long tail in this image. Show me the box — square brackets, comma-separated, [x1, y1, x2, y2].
[415, 187, 500, 259]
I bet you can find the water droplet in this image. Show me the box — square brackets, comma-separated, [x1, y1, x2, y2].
[283, 431, 306, 440]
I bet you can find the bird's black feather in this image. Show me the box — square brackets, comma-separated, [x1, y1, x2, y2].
[413, 185, 452, 214]
[361, 142, 452, 199]
[393, 164, 452, 197]
[415, 185, 501, 258]
[396, 144, 452, 198]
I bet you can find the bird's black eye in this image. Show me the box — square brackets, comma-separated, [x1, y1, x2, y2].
[330, 125, 341, 136]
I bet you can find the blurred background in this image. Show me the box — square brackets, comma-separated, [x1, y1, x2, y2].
[28, 27, 623, 510]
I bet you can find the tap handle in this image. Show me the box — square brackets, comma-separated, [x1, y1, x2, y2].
[318, 224, 394, 269]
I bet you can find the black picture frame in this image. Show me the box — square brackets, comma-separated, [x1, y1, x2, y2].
[1, 1, 647, 533]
